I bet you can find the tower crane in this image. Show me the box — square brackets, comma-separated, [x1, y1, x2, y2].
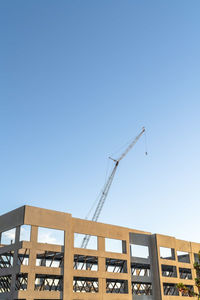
[80, 127, 146, 249]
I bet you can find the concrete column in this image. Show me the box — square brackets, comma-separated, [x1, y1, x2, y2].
[63, 216, 73, 300]
[10, 226, 20, 299]
[27, 226, 38, 292]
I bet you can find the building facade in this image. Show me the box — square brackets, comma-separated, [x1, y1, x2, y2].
[0, 205, 199, 300]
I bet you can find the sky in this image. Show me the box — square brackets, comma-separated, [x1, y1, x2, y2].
[0, 1, 200, 244]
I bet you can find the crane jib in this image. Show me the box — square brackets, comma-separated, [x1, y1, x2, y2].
[80, 127, 146, 249]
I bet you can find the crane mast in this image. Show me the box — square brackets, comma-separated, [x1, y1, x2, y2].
[80, 127, 146, 249]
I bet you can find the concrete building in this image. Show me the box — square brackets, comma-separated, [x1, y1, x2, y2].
[0, 205, 199, 300]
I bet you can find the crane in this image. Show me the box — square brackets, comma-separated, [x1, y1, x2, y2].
[80, 127, 146, 249]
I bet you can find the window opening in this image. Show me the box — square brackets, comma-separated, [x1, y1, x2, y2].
[131, 263, 150, 277]
[36, 251, 64, 268]
[0, 251, 14, 268]
[106, 258, 127, 273]
[74, 233, 97, 250]
[1, 228, 16, 245]
[37, 227, 64, 245]
[162, 265, 177, 277]
[160, 247, 175, 260]
[194, 253, 200, 263]
[0, 275, 11, 293]
[177, 251, 190, 263]
[130, 244, 149, 258]
[15, 273, 28, 290]
[73, 277, 98, 293]
[163, 283, 179, 296]
[35, 274, 63, 291]
[106, 279, 128, 294]
[105, 238, 126, 254]
[20, 225, 31, 242]
[181, 285, 194, 297]
[74, 255, 98, 271]
[132, 282, 152, 295]
[179, 268, 192, 280]
[18, 249, 29, 266]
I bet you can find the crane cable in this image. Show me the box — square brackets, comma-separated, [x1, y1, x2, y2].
[81, 127, 147, 248]
[144, 128, 148, 155]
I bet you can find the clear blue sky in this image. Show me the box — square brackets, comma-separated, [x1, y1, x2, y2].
[0, 1, 200, 243]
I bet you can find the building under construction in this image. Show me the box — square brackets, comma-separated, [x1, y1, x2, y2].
[0, 205, 199, 300]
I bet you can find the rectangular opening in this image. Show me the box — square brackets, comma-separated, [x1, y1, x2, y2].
[130, 244, 149, 258]
[160, 247, 175, 260]
[36, 250, 64, 268]
[106, 258, 127, 273]
[20, 225, 31, 242]
[73, 276, 98, 293]
[18, 249, 29, 266]
[131, 263, 150, 277]
[105, 238, 126, 254]
[35, 274, 63, 291]
[106, 279, 128, 294]
[15, 273, 28, 290]
[1, 228, 16, 245]
[177, 251, 190, 263]
[74, 233, 97, 250]
[162, 265, 177, 277]
[179, 268, 192, 280]
[74, 255, 98, 271]
[180, 285, 194, 297]
[37, 227, 64, 246]
[0, 275, 11, 293]
[0, 251, 14, 268]
[194, 253, 200, 263]
[163, 283, 179, 296]
[132, 282, 152, 295]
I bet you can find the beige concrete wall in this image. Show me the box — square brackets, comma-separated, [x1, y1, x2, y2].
[156, 234, 200, 299]
[0, 205, 199, 300]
